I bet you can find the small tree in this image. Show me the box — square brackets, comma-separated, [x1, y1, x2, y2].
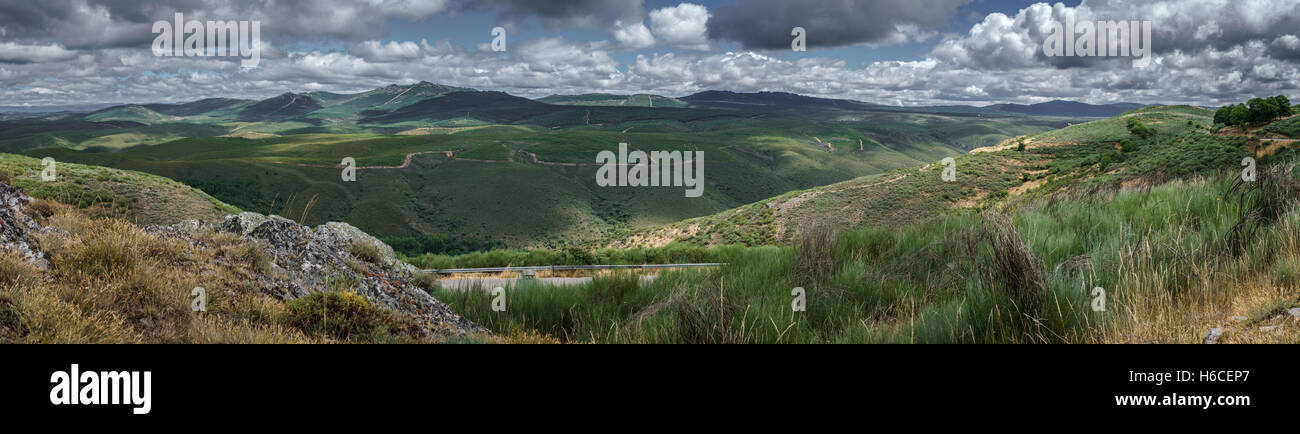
[1247, 97, 1278, 124]
[1119, 138, 1137, 152]
[1126, 118, 1154, 138]
[1274, 95, 1293, 117]
[1214, 105, 1231, 125]
[1229, 104, 1250, 126]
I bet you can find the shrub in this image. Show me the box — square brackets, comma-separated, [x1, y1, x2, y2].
[349, 241, 383, 265]
[1119, 138, 1137, 152]
[218, 242, 271, 274]
[25, 199, 55, 219]
[412, 272, 439, 293]
[984, 212, 1046, 317]
[792, 223, 838, 285]
[0, 254, 41, 287]
[1225, 163, 1300, 253]
[66, 231, 140, 278]
[1126, 118, 1154, 138]
[285, 291, 390, 341]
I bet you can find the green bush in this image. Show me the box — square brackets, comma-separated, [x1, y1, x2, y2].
[1119, 138, 1137, 152]
[1126, 118, 1154, 138]
[285, 291, 395, 341]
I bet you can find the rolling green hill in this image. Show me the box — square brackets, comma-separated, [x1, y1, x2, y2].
[0, 152, 238, 225]
[608, 105, 1249, 248]
[425, 105, 1300, 344]
[6, 86, 1073, 253]
[22, 107, 1063, 251]
[306, 82, 471, 123]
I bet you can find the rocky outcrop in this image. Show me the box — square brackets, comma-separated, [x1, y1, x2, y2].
[152, 212, 485, 337]
[0, 181, 52, 269]
[2, 178, 482, 339]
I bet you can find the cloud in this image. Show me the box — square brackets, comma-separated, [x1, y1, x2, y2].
[1, 0, 1297, 110]
[463, 0, 644, 28]
[350, 40, 425, 62]
[613, 20, 655, 49]
[930, 1, 1300, 70]
[0, 42, 79, 64]
[707, 0, 968, 50]
[0, 0, 454, 49]
[649, 3, 711, 51]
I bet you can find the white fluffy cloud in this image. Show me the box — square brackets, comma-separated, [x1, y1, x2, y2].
[613, 20, 656, 49]
[649, 3, 711, 51]
[349, 40, 425, 62]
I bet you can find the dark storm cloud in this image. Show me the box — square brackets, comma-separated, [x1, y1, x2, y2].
[0, 0, 452, 49]
[707, 0, 970, 50]
[460, 0, 645, 27]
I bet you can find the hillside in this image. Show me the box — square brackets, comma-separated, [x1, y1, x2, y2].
[0, 84, 1084, 150]
[0, 175, 489, 343]
[682, 90, 876, 111]
[359, 90, 561, 124]
[239, 93, 324, 122]
[32, 106, 1063, 251]
[428, 106, 1300, 344]
[306, 82, 471, 123]
[0, 152, 238, 225]
[606, 106, 1248, 247]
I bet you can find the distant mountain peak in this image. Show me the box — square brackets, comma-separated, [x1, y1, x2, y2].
[984, 100, 1150, 117]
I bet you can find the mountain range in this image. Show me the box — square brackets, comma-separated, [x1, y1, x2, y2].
[3, 82, 1150, 127]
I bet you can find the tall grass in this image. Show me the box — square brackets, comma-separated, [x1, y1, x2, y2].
[438, 163, 1300, 343]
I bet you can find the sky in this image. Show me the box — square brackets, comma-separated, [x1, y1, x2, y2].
[0, 0, 1297, 108]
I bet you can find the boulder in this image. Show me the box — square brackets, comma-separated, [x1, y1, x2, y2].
[163, 211, 482, 337]
[314, 221, 414, 273]
[0, 181, 50, 268]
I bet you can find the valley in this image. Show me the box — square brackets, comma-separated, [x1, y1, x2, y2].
[6, 84, 1295, 344]
[4, 83, 1072, 253]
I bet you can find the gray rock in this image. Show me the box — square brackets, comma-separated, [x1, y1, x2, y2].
[159, 210, 484, 337]
[0, 181, 52, 268]
[218, 212, 272, 236]
[1259, 325, 1281, 333]
[1288, 308, 1300, 318]
[1232, 316, 1248, 322]
[315, 221, 414, 273]
[1203, 328, 1223, 344]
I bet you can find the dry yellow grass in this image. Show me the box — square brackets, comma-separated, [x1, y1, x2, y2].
[0, 201, 494, 344]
